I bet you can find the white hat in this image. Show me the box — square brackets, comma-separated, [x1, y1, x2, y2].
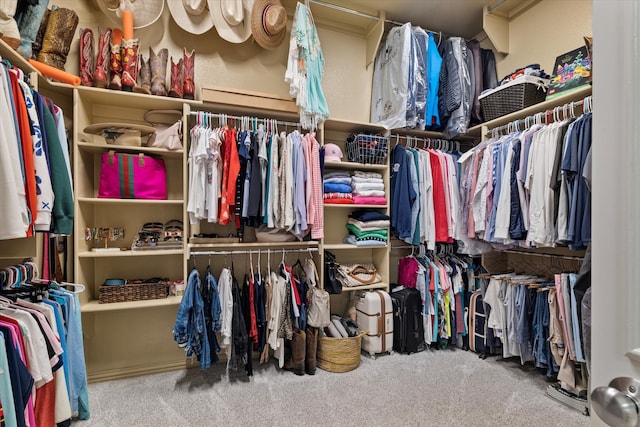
[91, 0, 164, 29]
[324, 143, 343, 162]
[208, 0, 254, 44]
[168, 0, 214, 35]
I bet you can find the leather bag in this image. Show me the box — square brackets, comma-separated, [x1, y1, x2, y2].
[337, 263, 382, 288]
[323, 251, 342, 294]
[306, 258, 331, 328]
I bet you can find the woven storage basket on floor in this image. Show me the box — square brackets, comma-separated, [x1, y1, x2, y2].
[317, 331, 366, 373]
[99, 280, 169, 303]
[479, 76, 550, 122]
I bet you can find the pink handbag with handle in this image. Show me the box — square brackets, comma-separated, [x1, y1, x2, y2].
[98, 151, 167, 199]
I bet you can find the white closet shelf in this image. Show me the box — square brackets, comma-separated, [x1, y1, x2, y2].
[340, 282, 389, 292]
[81, 296, 182, 313]
[76, 197, 184, 205]
[323, 160, 386, 171]
[323, 118, 387, 134]
[75, 84, 201, 109]
[75, 141, 184, 158]
[188, 241, 319, 250]
[323, 243, 387, 250]
[77, 249, 184, 258]
[324, 203, 388, 209]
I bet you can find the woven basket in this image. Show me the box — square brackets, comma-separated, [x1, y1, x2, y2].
[99, 280, 169, 304]
[479, 77, 549, 122]
[317, 331, 366, 373]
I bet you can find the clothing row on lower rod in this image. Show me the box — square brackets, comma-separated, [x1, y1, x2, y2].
[0, 263, 89, 427]
[474, 268, 588, 395]
[173, 255, 319, 375]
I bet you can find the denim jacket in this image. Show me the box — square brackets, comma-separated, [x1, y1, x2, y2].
[173, 268, 211, 369]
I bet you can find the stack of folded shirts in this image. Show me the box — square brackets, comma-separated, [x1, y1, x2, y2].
[351, 171, 386, 205]
[323, 171, 353, 204]
[344, 209, 390, 247]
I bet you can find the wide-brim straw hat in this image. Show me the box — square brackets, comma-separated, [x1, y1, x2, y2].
[91, 0, 164, 29]
[168, 0, 214, 35]
[251, 0, 287, 50]
[208, 0, 254, 43]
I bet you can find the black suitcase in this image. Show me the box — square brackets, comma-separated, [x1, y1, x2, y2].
[390, 287, 425, 354]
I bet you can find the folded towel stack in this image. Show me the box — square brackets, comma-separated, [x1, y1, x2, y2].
[344, 209, 390, 247]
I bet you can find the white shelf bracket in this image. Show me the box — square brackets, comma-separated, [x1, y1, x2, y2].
[483, 5, 509, 54]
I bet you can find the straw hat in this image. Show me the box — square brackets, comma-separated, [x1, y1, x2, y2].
[251, 0, 287, 50]
[168, 0, 214, 35]
[91, 0, 164, 29]
[208, 0, 254, 44]
[84, 123, 156, 146]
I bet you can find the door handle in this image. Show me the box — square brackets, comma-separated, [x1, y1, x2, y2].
[592, 377, 640, 427]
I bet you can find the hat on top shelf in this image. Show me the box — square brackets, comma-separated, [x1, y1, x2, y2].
[251, 0, 287, 50]
[84, 122, 156, 146]
[168, 0, 215, 35]
[91, 0, 164, 29]
[209, 0, 253, 43]
[324, 143, 343, 162]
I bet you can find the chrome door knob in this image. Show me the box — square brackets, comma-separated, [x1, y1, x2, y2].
[592, 377, 640, 427]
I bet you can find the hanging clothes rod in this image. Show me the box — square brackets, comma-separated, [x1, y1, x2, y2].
[390, 133, 461, 152]
[306, 0, 443, 37]
[503, 249, 584, 261]
[190, 247, 319, 257]
[189, 111, 301, 129]
[487, 95, 592, 136]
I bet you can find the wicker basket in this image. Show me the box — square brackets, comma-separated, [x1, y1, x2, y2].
[98, 279, 169, 304]
[345, 134, 389, 165]
[317, 331, 366, 373]
[479, 76, 550, 122]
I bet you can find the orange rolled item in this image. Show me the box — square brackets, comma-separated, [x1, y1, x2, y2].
[112, 28, 122, 45]
[28, 59, 81, 86]
[122, 11, 134, 39]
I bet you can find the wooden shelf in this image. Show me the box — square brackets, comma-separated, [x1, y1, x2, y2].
[323, 161, 387, 171]
[188, 241, 319, 250]
[324, 203, 388, 209]
[77, 249, 184, 258]
[75, 85, 198, 109]
[338, 282, 389, 292]
[81, 296, 182, 313]
[76, 141, 184, 158]
[468, 85, 592, 137]
[323, 243, 387, 250]
[76, 197, 184, 205]
[323, 118, 387, 134]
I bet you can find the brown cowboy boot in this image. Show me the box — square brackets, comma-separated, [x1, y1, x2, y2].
[168, 56, 183, 98]
[283, 328, 306, 376]
[182, 48, 195, 100]
[305, 326, 318, 375]
[108, 30, 122, 90]
[79, 28, 94, 86]
[150, 47, 168, 96]
[37, 7, 78, 70]
[133, 54, 151, 94]
[32, 7, 49, 59]
[120, 37, 139, 92]
[93, 27, 112, 88]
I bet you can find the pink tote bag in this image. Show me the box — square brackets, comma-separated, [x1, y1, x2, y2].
[98, 152, 167, 199]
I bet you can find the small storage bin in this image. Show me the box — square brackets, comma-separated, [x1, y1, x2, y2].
[345, 133, 389, 165]
[98, 279, 169, 303]
[479, 76, 550, 122]
[317, 331, 366, 373]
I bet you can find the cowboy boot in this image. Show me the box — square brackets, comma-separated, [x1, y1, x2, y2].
[150, 47, 168, 96]
[305, 326, 318, 375]
[283, 328, 306, 376]
[182, 48, 195, 100]
[15, 0, 49, 58]
[133, 54, 151, 94]
[32, 6, 49, 58]
[93, 27, 112, 88]
[79, 28, 94, 86]
[120, 37, 139, 92]
[0, 0, 21, 49]
[168, 56, 183, 98]
[108, 31, 122, 90]
[37, 7, 78, 70]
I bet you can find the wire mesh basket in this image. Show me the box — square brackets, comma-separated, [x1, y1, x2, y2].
[345, 133, 389, 165]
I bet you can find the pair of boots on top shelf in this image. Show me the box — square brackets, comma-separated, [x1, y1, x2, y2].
[81, 27, 195, 100]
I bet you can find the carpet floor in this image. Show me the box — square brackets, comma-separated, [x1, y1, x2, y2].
[74, 348, 589, 426]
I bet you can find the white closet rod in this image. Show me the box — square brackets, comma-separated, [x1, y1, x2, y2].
[488, 95, 592, 136]
[390, 133, 461, 152]
[189, 111, 301, 129]
[190, 248, 319, 257]
[503, 249, 584, 261]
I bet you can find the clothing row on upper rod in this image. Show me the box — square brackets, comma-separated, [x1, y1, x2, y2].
[392, 133, 461, 153]
[190, 111, 301, 132]
[489, 95, 593, 138]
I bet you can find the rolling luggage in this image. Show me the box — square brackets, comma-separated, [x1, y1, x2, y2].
[390, 287, 425, 354]
[355, 290, 393, 357]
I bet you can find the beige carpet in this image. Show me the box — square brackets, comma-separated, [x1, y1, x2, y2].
[74, 348, 589, 426]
